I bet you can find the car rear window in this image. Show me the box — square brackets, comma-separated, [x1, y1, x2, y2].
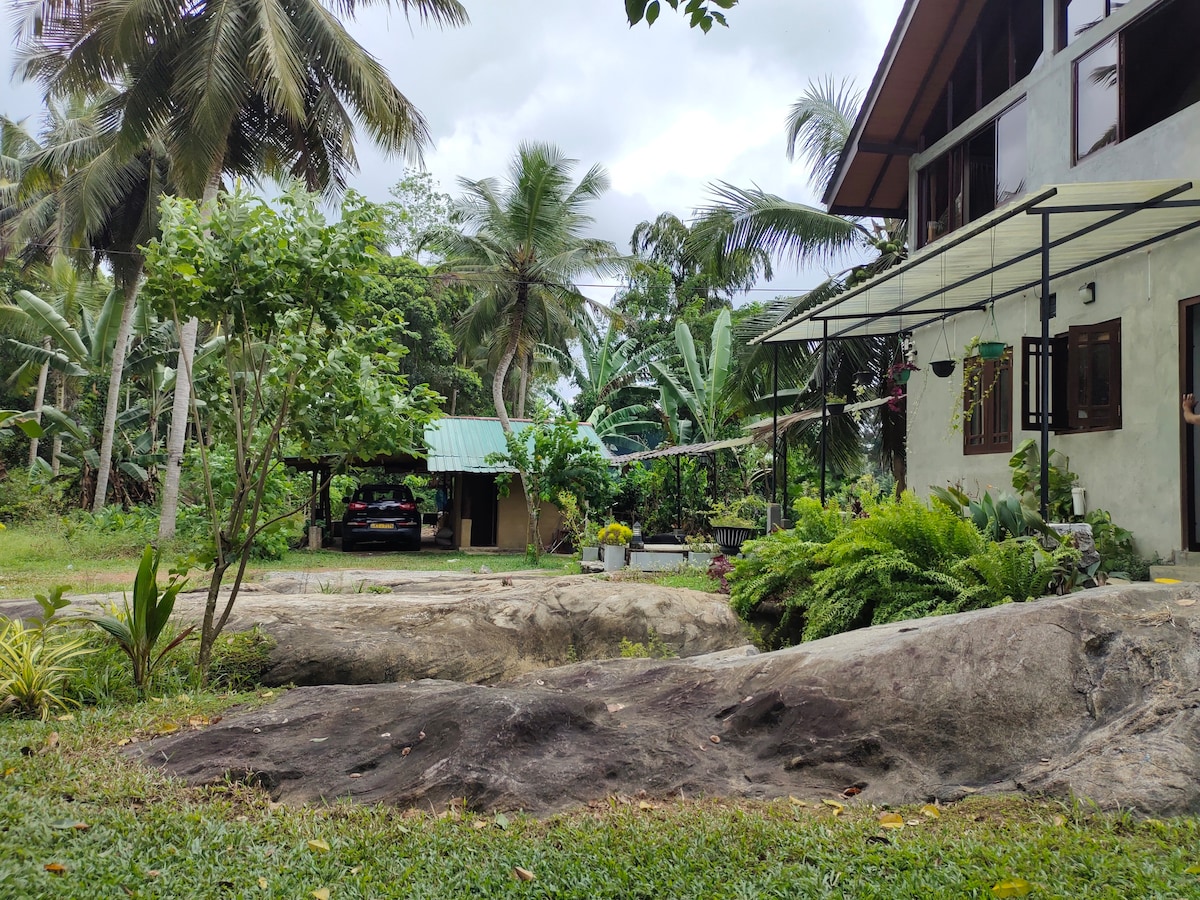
[359, 486, 414, 503]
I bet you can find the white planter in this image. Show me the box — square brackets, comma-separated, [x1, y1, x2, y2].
[688, 551, 714, 570]
[581, 546, 600, 562]
[629, 550, 684, 571]
[603, 547, 626, 572]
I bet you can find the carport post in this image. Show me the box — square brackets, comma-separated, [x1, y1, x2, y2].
[675, 454, 682, 531]
[771, 344, 779, 506]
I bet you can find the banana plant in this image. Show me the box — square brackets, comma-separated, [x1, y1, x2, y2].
[650, 307, 739, 444]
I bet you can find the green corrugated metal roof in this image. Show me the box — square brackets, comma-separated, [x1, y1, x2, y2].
[424, 417, 612, 473]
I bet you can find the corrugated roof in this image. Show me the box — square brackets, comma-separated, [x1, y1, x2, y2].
[424, 417, 613, 473]
[758, 180, 1200, 342]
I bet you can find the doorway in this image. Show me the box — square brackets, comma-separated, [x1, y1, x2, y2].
[462, 474, 497, 547]
[1181, 298, 1200, 551]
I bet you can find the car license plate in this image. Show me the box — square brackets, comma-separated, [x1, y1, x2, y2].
[369, 523, 394, 530]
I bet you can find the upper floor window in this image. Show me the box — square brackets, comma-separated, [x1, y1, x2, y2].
[1060, 0, 1131, 49]
[921, 0, 1042, 147]
[1073, 0, 1200, 162]
[919, 100, 1027, 247]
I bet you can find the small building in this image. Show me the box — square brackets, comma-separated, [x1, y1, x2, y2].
[757, 0, 1200, 561]
[292, 416, 612, 552]
[426, 416, 611, 551]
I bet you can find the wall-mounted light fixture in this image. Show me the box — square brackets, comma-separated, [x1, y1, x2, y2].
[1079, 281, 1096, 305]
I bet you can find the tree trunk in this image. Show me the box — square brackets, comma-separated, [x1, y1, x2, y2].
[516, 352, 530, 419]
[158, 316, 198, 539]
[27, 340, 49, 467]
[159, 175, 219, 539]
[51, 378, 64, 475]
[92, 274, 140, 512]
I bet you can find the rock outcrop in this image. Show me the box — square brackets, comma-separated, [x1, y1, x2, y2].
[131, 583, 1200, 816]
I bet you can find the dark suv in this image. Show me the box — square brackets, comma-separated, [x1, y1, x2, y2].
[341, 484, 421, 552]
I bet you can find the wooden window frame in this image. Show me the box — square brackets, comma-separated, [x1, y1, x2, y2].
[963, 351, 1013, 456]
[1021, 318, 1122, 434]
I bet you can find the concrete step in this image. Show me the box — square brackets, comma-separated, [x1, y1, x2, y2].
[1150, 564, 1200, 583]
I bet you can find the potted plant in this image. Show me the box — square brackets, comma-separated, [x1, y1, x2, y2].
[708, 501, 756, 556]
[597, 522, 632, 572]
[888, 360, 919, 385]
[930, 358, 956, 377]
[686, 533, 716, 570]
[972, 305, 1008, 360]
[824, 394, 847, 415]
[579, 521, 601, 563]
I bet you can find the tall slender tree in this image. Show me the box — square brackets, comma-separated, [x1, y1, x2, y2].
[13, 0, 468, 527]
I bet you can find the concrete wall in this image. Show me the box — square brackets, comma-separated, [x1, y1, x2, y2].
[901, 0, 1200, 558]
[905, 229, 1197, 558]
[496, 488, 563, 552]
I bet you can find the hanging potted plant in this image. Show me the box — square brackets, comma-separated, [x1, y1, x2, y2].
[824, 394, 848, 416]
[888, 360, 919, 385]
[974, 303, 1008, 360]
[929, 319, 957, 377]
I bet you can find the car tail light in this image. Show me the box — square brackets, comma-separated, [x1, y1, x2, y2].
[348, 501, 367, 511]
[399, 502, 417, 511]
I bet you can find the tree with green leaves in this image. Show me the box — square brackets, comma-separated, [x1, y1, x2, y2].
[487, 408, 614, 558]
[651, 307, 740, 445]
[430, 142, 623, 431]
[624, 0, 737, 31]
[692, 77, 908, 484]
[141, 187, 441, 679]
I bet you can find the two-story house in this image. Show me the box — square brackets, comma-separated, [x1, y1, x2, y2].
[758, 0, 1200, 561]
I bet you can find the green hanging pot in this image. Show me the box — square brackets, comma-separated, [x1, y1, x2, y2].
[978, 341, 1007, 360]
[893, 369, 912, 385]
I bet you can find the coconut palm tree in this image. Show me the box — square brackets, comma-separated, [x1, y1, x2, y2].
[14, 0, 468, 530]
[0, 95, 171, 509]
[430, 142, 623, 432]
[690, 77, 909, 484]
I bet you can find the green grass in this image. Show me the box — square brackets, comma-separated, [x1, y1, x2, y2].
[0, 522, 578, 601]
[615, 568, 722, 593]
[1, 696, 1198, 898]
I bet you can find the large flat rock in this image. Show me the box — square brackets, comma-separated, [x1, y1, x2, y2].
[132, 583, 1200, 816]
[2, 571, 747, 686]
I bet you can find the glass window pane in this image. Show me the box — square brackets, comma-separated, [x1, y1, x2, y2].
[996, 100, 1027, 205]
[968, 124, 997, 223]
[1014, 0, 1043, 78]
[1090, 343, 1111, 405]
[1124, 0, 1200, 140]
[1065, 0, 1107, 47]
[1075, 36, 1118, 161]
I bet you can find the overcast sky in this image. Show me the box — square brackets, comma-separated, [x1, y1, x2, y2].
[0, 0, 903, 299]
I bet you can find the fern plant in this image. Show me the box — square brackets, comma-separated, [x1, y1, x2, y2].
[728, 530, 825, 628]
[949, 539, 1080, 611]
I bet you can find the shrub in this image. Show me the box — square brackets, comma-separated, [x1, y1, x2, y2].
[950, 539, 1081, 610]
[207, 627, 276, 690]
[728, 531, 825, 646]
[0, 468, 67, 526]
[801, 494, 987, 640]
[0, 618, 94, 720]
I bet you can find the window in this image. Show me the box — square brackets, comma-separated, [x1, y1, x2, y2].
[964, 352, 1013, 455]
[920, 0, 1042, 147]
[1073, 0, 1200, 162]
[1060, 0, 1130, 49]
[1021, 318, 1122, 432]
[918, 100, 1027, 247]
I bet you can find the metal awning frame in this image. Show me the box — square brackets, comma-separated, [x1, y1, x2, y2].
[755, 180, 1200, 518]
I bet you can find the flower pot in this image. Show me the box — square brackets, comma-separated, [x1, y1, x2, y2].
[712, 525, 753, 556]
[581, 546, 600, 562]
[930, 359, 956, 378]
[978, 341, 1007, 360]
[688, 551, 714, 570]
[893, 369, 912, 385]
[603, 547, 626, 572]
[825, 402, 846, 415]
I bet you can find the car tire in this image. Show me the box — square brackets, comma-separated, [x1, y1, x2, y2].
[343, 535, 356, 552]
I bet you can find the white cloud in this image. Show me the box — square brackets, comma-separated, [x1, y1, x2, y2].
[0, 0, 905, 289]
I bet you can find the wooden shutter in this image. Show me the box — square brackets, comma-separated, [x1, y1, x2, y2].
[1066, 318, 1121, 430]
[1021, 335, 1069, 430]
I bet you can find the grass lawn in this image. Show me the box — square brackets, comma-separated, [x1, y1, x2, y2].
[1, 694, 1198, 899]
[0, 523, 578, 601]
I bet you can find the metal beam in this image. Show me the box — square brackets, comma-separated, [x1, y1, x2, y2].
[1040, 211, 1050, 520]
[820, 321, 829, 506]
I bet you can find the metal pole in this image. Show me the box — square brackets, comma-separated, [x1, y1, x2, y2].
[781, 431, 790, 521]
[820, 321, 829, 505]
[1040, 211, 1051, 519]
[675, 454, 682, 531]
[771, 344, 779, 506]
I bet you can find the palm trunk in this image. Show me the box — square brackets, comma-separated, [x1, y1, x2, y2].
[159, 175, 219, 539]
[51, 378, 64, 475]
[92, 273, 140, 512]
[516, 352, 530, 419]
[27, 339, 50, 467]
[158, 316, 198, 539]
